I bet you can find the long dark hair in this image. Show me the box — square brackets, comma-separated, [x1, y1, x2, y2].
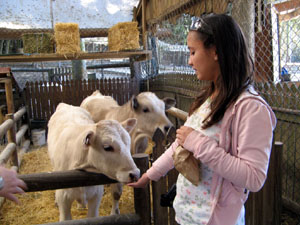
[189, 13, 254, 129]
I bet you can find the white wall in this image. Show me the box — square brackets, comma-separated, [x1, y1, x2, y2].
[0, 0, 139, 29]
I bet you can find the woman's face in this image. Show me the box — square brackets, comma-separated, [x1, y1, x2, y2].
[187, 31, 220, 83]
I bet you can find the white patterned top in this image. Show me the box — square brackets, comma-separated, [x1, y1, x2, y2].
[173, 98, 245, 225]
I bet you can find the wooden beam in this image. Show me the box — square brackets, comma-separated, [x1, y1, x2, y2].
[274, 0, 300, 13]
[147, 0, 198, 25]
[0, 28, 108, 40]
[0, 50, 152, 63]
[278, 7, 300, 21]
[142, 0, 147, 50]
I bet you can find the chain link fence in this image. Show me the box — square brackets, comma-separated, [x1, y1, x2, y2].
[140, 0, 300, 216]
[0, 0, 299, 219]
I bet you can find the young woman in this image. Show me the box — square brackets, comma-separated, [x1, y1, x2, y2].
[128, 13, 276, 225]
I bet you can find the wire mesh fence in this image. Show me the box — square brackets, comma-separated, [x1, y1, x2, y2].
[140, 0, 300, 214]
[0, 0, 299, 218]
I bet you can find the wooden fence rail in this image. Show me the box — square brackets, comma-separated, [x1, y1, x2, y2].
[14, 154, 151, 225]
[0, 106, 29, 166]
[0, 106, 30, 208]
[41, 214, 141, 225]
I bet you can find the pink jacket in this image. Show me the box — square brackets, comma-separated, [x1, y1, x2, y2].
[146, 89, 277, 225]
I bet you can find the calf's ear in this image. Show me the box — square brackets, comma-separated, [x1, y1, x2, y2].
[83, 131, 94, 146]
[121, 118, 137, 134]
[163, 97, 176, 110]
[131, 96, 139, 110]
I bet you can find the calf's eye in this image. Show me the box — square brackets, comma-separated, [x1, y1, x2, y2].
[143, 108, 149, 113]
[103, 145, 114, 152]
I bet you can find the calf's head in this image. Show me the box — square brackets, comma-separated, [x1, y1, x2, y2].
[77, 118, 140, 183]
[131, 92, 176, 136]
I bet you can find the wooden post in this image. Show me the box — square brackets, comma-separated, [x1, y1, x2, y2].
[5, 113, 18, 168]
[132, 153, 152, 225]
[245, 141, 283, 225]
[152, 128, 168, 225]
[166, 127, 179, 225]
[142, 0, 147, 50]
[3, 77, 15, 114]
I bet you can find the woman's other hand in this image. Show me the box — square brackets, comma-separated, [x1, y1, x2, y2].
[176, 126, 194, 146]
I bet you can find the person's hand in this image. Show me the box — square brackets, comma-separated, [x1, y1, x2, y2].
[176, 126, 195, 146]
[127, 173, 150, 188]
[0, 166, 27, 204]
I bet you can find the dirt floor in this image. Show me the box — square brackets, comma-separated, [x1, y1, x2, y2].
[0, 146, 135, 225]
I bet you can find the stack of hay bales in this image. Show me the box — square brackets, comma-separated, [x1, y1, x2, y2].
[108, 21, 140, 51]
[54, 23, 81, 55]
[22, 33, 54, 54]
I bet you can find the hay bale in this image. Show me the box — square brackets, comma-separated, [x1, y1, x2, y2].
[108, 22, 140, 51]
[22, 33, 54, 54]
[54, 23, 81, 55]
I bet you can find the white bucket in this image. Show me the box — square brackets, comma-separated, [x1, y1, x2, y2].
[32, 129, 46, 147]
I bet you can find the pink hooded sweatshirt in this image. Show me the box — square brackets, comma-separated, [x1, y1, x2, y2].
[146, 88, 277, 225]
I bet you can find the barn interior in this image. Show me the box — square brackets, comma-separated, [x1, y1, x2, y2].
[0, 0, 300, 224]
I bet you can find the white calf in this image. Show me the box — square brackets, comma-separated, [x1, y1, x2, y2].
[80, 91, 176, 215]
[47, 103, 139, 221]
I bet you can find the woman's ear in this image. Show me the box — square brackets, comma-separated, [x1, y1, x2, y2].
[214, 52, 218, 61]
[213, 47, 218, 61]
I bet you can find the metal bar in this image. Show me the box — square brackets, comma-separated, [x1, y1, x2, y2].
[86, 62, 130, 69]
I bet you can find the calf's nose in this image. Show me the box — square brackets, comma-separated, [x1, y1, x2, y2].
[129, 169, 140, 182]
[164, 125, 171, 133]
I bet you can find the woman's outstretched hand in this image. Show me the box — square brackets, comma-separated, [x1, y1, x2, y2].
[127, 173, 150, 188]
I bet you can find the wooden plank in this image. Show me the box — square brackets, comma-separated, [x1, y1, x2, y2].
[99, 79, 104, 95]
[0, 51, 152, 63]
[48, 82, 55, 116]
[274, 0, 300, 13]
[279, 7, 300, 21]
[119, 78, 124, 104]
[82, 79, 88, 99]
[123, 78, 130, 103]
[75, 79, 81, 106]
[18, 170, 117, 192]
[29, 82, 37, 119]
[53, 81, 62, 112]
[87, 79, 93, 96]
[0, 67, 11, 74]
[24, 83, 33, 120]
[70, 80, 76, 105]
[34, 81, 42, 119]
[40, 81, 48, 120]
